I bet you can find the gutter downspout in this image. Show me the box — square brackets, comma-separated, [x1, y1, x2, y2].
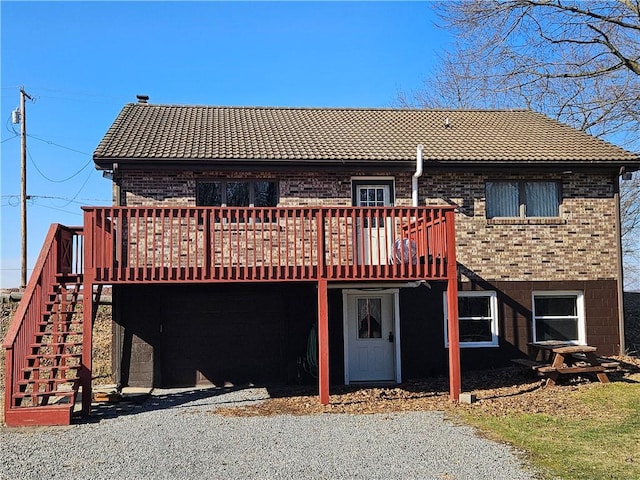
[614, 172, 625, 354]
[412, 144, 424, 207]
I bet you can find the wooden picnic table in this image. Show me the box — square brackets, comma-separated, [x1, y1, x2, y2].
[512, 341, 618, 385]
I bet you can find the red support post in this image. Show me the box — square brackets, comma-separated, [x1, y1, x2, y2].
[4, 348, 13, 413]
[445, 209, 461, 401]
[81, 280, 93, 416]
[317, 278, 330, 405]
[81, 209, 94, 416]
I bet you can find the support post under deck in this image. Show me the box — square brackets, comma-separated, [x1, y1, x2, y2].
[81, 281, 93, 416]
[317, 278, 329, 405]
[445, 209, 461, 401]
[81, 208, 94, 416]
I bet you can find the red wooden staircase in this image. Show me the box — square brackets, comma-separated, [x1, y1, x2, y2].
[3, 225, 91, 427]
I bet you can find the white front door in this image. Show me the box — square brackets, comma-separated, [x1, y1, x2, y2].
[343, 291, 399, 383]
[355, 184, 393, 265]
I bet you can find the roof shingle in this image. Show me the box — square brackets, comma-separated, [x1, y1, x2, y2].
[93, 104, 639, 166]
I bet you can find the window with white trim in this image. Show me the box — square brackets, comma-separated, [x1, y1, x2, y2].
[486, 181, 560, 218]
[444, 291, 499, 348]
[532, 292, 585, 344]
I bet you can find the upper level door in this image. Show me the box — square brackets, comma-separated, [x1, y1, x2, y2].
[353, 181, 394, 265]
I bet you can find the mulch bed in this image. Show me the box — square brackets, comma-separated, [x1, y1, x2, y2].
[216, 356, 640, 419]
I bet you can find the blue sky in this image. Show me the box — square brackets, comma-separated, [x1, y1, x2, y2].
[1, 1, 448, 288]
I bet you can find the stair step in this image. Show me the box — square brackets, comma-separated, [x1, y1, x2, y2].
[13, 389, 76, 399]
[32, 338, 82, 345]
[44, 292, 81, 307]
[56, 273, 83, 281]
[45, 313, 81, 319]
[39, 314, 81, 320]
[26, 353, 82, 360]
[4, 404, 74, 427]
[34, 332, 83, 339]
[31, 341, 83, 348]
[42, 310, 79, 318]
[18, 377, 80, 387]
[26, 361, 81, 370]
[22, 365, 81, 374]
[43, 303, 79, 310]
[36, 328, 83, 334]
[39, 325, 80, 333]
[37, 320, 83, 327]
[41, 308, 78, 314]
[34, 335, 83, 342]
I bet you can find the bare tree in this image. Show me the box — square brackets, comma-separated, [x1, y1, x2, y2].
[401, 0, 640, 289]
[621, 174, 640, 289]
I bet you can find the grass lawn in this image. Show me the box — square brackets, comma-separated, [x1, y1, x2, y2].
[457, 379, 640, 479]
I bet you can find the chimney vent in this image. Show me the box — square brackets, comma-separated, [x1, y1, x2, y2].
[136, 95, 149, 104]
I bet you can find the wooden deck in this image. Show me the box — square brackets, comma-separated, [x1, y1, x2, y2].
[4, 205, 463, 425]
[82, 206, 456, 284]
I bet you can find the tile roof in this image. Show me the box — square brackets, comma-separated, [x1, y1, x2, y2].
[93, 104, 639, 166]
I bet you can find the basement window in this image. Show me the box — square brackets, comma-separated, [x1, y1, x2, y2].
[532, 292, 585, 344]
[444, 291, 499, 348]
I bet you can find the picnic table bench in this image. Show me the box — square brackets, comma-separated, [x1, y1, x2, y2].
[511, 342, 619, 385]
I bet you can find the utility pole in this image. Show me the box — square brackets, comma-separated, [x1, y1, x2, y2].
[19, 87, 32, 288]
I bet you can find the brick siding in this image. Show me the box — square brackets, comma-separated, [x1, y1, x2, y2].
[425, 172, 619, 282]
[115, 169, 619, 283]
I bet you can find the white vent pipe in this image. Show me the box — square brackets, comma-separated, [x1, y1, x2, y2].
[412, 144, 424, 207]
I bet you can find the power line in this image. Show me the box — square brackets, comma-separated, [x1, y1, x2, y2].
[1, 135, 19, 144]
[31, 202, 83, 216]
[1, 194, 110, 202]
[57, 169, 96, 208]
[33, 95, 125, 106]
[15, 125, 95, 183]
[27, 133, 92, 156]
[30, 195, 109, 203]
[2, 168, 100, 210]
[5, 113, 18, 135]
[20, 86, 127, 101]
[27, 144, 93, 183]
[2, 86, 129, 107]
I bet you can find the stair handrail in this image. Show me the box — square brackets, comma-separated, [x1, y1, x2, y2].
[2, 224, 83, 414]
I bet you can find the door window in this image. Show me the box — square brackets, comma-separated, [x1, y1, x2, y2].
[352, 180, 393, 230]
[357, 297, 382, 339]
[351, 179, 394, 207]
[358, 187, 387, 207]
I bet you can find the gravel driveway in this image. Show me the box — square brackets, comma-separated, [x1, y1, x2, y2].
[1, 387, 539, 479]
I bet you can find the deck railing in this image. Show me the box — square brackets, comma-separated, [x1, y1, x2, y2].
[83, 206, 455, 283]
[2, 224, 83, 414]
